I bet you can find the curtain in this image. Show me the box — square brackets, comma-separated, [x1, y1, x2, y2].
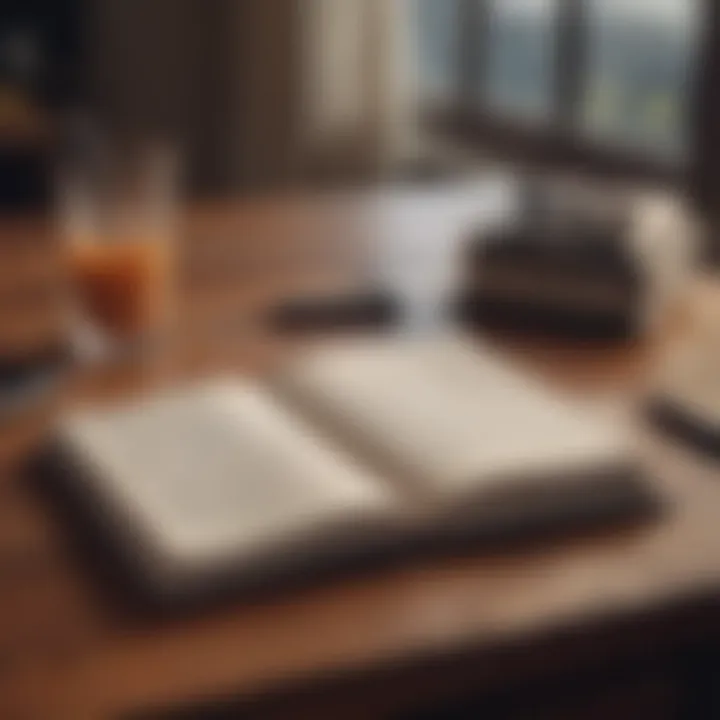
[301, 0, 419, 180]
[89, 0, 417, 193]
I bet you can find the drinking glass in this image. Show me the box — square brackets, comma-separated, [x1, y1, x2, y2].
[58, 131, 179, 362]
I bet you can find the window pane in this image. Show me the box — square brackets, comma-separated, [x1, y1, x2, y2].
[414, 0, 462, 103]
[581, 0, 700, 160]
[484, 0, 558, 120]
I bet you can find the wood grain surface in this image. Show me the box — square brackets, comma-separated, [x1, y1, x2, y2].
[0, 183, 716, 719]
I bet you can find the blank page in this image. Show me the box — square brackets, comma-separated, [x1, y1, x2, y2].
[278, 335, 635, 510]
[59, 380, 401, 591]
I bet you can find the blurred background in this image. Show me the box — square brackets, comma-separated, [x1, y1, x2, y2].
[0, 0, 709, 206]
[2, 4, 720, 719]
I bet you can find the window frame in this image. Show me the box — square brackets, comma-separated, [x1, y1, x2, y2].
[422, 0, 705, 189]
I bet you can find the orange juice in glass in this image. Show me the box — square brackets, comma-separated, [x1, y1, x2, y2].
[61, 140, 178, 354]
[70, 238, 172, 340]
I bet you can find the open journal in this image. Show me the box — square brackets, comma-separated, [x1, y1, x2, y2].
[50, 336, 657, 604]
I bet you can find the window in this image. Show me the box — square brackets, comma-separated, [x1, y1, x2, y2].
[414, 0, 462, 104]
[580, 0, 699, 160]
[484, 0, 557, 120]
[414, 0, 702, 179]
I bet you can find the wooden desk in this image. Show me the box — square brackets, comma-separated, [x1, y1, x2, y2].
[0, 183, 718, 719]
